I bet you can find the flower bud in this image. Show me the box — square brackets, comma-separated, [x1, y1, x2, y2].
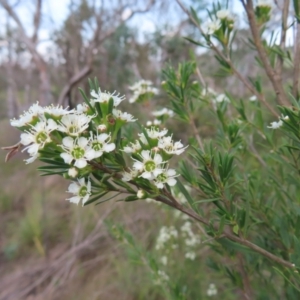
[98, 124, 107, 132]
[68, 167, 78, 178]
[137, 189, 146, 199]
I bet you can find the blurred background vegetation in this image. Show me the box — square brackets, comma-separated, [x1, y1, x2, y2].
[0, 0, 292, 299]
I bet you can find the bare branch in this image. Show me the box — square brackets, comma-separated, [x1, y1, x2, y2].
[293, 22, 300, 98]
[242, 0, 290, 106]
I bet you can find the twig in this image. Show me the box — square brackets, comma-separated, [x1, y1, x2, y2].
[293, 22, 300, 98]
[241, 0, 290, 106]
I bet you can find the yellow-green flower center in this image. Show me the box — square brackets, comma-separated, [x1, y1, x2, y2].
[157, 173, 167, 182]
[71, 146, 85, 159]
[92, 141, 102, 151]
[79, 186, 88, 197]
[36, 131, 48, 144]
[145, 160, 156, 172]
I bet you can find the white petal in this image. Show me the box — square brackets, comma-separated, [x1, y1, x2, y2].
[97, 133, 109, 142]
[27, 144, 40, 156]
[75, 159, 87, 169]
[156, 182, 164, 189]
[141, 150, 150, 160]
[154, 154, 163, 164]
[24, 155, 38, 164]
[63, 136, 74, 148]
[60, 153, 73, 164]
[68, 182, 80, 194]
[82, 195, 90, 205]
[167, 178, 177, 186]
[140, 171, 153, 179]
[167, 169, 176, 176]
[153, 169, 163, 177]
[67, 196, 81, 204]
[47, 119, 57, 130]
[133, 161, 144, 171]
[20, 133, 34, 145]
[85, 149, 96, 160]
[78, 137, 88, 148]
[103, 143, 115, 152]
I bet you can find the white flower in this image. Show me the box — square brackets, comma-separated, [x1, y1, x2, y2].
[267, 120, 283, 129]
[153, 168, 178, 189]
[214, 93, 230, 103]
[20, 118, 57, 157]
[24, 154, 39, 164]
[45, 104, 72, 116]
[98, 124, 107, 132]
[112, 109, 137, 122]
[158, 136, 188, 155]
[128, 80, 159, 103]
[142, 127, 168, 140]
[133, 150, 164, 180]
[76, 103, 89, 113]
[90, 132, 115, 158]
[152, 108, 174, 118]
[249, 95, 257, 101]
[216, 9, 232, 20]
[66, 177, 91, 205]
[155, 226, 178, 250]
[137, 190, 145, 199]
[90, 89, 125, 107]
[57, 113, 92, 136]
[207, 283, 218, 296]
[129, 80, 153, 91]
[68, 167, 78, 178]
[203, 19, 221, 35]
[10, 102, 44, 127]
[122, 140, 142, 154]
[60, 136, 95, 169]
[146, 119, 161, 126]
[154, 270, 169, 285]
[185, 251, 196, 260]
[160, 256, 168, 266]
[257, 0, 273, 8]
[121, 169, 139, 182]
[201, 87, 217, 97]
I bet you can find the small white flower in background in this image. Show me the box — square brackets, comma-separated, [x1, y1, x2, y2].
[121, 169, 139, 182]
[142, 127, 168, 139]
[112, 109, 137, 122]
[76, 103, 89, 113]
[214, 93, 230, 103]
[10, 102, 44, 127]
[153, 168, 178, 189]
[128, 79, 159, 103]
[249, 95, 257, 101]
[66, 177, 91, 205]
[90, 132, 115, 158]
[158, 136, 188, 155]
[268, 120, 283, 129]
[257, 0, 273, 8]
[207, 283, 218, 296]
[156, 270, 169, 283]
[122, 140, 142, 154]
[216, 9, 233, 20]
[58, 113, 92, 136]
[282, 115, 289, 121]
[152, 108, 174, 118]
[24, 154, 39, 164]
[98, 124, 107, 132]
[155, 226, 178, 250]
[90, 89, 125, 107]
[203, 19, 221, 35]
[185, 251, 196, 260]
[137, 190, 146, 199]
[160, 256, 168, 266]
[68, 167, 78, 178]
[20, 118, 57, 158]
[146, 119, 161, 126]
[133, 150, 164, 180]
[60, 136, 95, 169]
[45, 104, 72, 116]
[201, 87, 217, 97]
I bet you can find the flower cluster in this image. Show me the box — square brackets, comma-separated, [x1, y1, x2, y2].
[9, 81, 187, 207]
[268, 115, 289, 129]
[203, 9, 235, 37]
[128, 79, 159, 103]
[122, 126, 187, 189]
[10, 86, 140, 205]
